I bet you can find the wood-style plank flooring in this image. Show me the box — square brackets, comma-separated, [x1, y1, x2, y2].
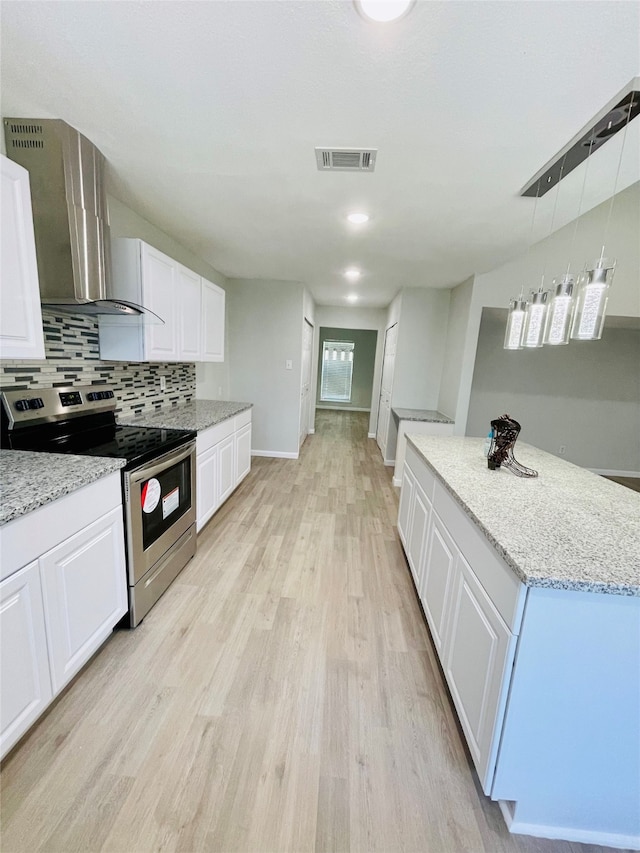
[0, 411, 626, 853]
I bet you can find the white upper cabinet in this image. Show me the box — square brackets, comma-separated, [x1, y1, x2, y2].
[201, 278, 225, 362]
[0, 154, 45, 360]
[99, 238, 225, 364]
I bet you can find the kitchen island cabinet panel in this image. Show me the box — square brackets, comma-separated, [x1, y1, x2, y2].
[39, 507, 127, 694]
[421, 513, 456, 656]
[396, 467, 414, 550]
[406, 481, 430, 590]
[444, 551, 515, 793]
[0, 561, 52, 758]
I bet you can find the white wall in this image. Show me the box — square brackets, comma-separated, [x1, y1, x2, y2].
[391, 287, 451, 410]
[454, 181, 640, 434]
[467, 309, 640, 473]
[227, 278, 304, 456]
[437, 275, 474, 422]
[313, 305, 387, 436]
[108, 194, 231, 401]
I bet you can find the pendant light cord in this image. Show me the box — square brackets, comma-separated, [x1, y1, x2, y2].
[567, 136, 595, 274]
[541, 156, 566, 286]
[602, 96, 635, 251]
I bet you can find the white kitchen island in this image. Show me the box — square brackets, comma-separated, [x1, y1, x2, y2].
[398, 436, 640, 850]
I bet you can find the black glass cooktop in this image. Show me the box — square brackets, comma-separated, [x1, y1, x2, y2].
[2, 415, 195, 470]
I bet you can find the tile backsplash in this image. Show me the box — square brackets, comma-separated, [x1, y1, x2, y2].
[1, 311, 195, 419]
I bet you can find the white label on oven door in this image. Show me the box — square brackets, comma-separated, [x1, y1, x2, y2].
[142, 478, 161, 513]
[162, 486, 180, 519]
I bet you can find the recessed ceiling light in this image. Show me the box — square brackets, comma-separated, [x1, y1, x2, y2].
[355, 0, 415, 23]
[344, 268, 361, 281]
[347, 294, 358, 302]
[347, 212, 369, 224]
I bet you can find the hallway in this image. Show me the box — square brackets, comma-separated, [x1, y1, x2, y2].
[0, 411, 622, 852]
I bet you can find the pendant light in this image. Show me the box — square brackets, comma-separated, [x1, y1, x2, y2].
[543, 273, 575, 345]
[521, 285, 549, 348]
[571, 253, 616, 340]
[504, 296, 527, 350]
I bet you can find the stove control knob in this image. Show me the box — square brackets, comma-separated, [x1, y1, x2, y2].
[28, 398, 44, 409]
[14, 399, 30, 412]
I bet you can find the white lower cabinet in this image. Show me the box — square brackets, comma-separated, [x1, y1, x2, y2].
[196, 409, 252, 532]
[39, 508, 127, 694]
[0, 562, 52, 758]
[398, 443, 523, 794]
[0, 475, 127, 759]
[443, 552, 515, 789]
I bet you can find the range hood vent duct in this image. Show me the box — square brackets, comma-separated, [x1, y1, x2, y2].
[3, 118, 155, 318]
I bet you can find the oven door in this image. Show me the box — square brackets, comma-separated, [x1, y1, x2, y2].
[124, 441, 196, 584]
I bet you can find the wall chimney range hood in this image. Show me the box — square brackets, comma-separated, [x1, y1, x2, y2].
[3, 118, 158, 319]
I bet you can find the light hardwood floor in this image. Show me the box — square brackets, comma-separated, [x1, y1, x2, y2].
[0, 410, 627, 853]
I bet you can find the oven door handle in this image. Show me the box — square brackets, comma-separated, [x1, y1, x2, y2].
[127, 440, 196, 486]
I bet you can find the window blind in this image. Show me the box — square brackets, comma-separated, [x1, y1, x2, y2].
[320, 341, 354, 402]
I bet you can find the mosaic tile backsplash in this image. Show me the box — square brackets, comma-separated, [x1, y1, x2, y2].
[0, 311, 195, 419]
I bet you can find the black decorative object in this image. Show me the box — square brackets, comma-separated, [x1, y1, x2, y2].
[487, 414, 538, 478]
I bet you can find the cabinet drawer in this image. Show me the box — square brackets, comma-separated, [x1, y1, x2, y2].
[405, 441, 436, 503]
[196, 417, 235, 454]
[433, 481, 525, 633]
[235, 408, 252, 430]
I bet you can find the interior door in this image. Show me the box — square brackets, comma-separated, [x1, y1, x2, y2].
[299, 318, 314, 449]
[376, 323, 397, 453]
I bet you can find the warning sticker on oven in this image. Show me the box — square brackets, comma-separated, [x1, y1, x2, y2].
[141, 478, 161, 513]
[162, 487, 180, 519]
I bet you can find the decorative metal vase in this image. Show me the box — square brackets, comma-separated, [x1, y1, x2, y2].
[487, 414, 538, 478]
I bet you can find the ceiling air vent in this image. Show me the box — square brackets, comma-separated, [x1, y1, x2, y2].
[315, 147, 377, 172]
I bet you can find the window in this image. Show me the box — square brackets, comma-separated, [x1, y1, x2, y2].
[320, 341, 354, 402]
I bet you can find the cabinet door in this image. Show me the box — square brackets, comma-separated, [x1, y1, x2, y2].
[141, 244, 179, 361]
[0, 155, 45, 360]
[39, 509, 127, 694]
[235, 423, 252, 485]
[397, 466, 414, 549]
[407, 482, 431, 589]
[178, 264, 202, 360]
[0, 562, 52, 759]
[201, 278, 225, 362]
[444, 552, 515, 792]
[421, 512, 456, 655]
[218, 434, 235, 505]
[196, 444, 219, 532]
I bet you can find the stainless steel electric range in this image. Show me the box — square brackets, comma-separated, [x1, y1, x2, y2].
[1, 385, 196, 626]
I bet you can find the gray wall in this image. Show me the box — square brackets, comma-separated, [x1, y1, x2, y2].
[466, 309, 640, 472]
[316, 327, 378, 410]
[227, 278, 304, 456]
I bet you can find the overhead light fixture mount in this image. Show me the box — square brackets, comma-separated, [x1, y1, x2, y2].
[355, 0, 415, 23]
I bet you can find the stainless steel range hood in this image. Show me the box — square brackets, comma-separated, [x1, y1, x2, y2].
[3, 118, 155, 318]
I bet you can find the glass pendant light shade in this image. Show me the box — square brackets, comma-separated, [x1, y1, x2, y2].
[522, 289, 549, 348]
[504, 298, 527, 350]
[570, 257, 615, 341]
[543, 274, 575, 346]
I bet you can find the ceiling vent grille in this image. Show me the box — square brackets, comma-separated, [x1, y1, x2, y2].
[315, 148, 377, 172]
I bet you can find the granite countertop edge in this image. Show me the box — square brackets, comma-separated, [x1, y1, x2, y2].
[392, 407, 454, 424]
[118, 399, 253, 432]
[405, 435, 640, 597]
[0, 451, 127, 527]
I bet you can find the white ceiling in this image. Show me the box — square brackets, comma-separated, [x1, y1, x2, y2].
[1, 0, 639, 308]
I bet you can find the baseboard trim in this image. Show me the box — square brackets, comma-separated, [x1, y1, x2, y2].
[368, 432, 376, 439]
[383, 458, 395, 467]
[498, 801, 640, 850]
[590, 468, 640, 478]
[392, 476, 402, 487]
[251, 450, 299, 459]
[308, 429, 315, 434]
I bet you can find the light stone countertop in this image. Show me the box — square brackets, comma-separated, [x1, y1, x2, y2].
[406, 435, 640, 596]
[118, 400, 252, 432]
[392, 408, 454, 424]
[0, 449, 126, 526]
